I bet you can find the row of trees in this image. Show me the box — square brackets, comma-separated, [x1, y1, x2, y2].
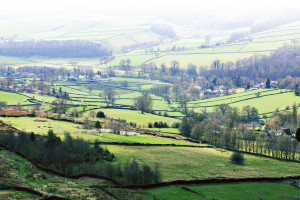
[179, 104, 300, 161]
[201, 45, 300, 80]
[0, 40, 112, 58]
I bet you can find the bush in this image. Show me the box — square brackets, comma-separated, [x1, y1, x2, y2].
[96, 111, 105, 118]
[230, 152, 245, 165]
[172, 122, 180, 128]
[163, 111, 168, 117]
[153, 121, 168, 128]
[95, 121, 101, 129]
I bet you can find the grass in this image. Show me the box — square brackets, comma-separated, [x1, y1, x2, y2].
[0, 117, 86, 136]
[21, 93, 58, 103]
[86, 108, 180, 127]
[143, 182, 300, 200]
[189, 89, 300, 115]
[144, 51, 271, 68]
[106, 145, 300, 182]
[0, 56, 31, 65]
[0, 116, 190, 145]
[0, 91, 32, 105]
[94, 132, 203, 146]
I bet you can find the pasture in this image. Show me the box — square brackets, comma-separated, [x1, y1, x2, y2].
[106, 145, 300, 182]
[0, 116, 192, 145]
[84, 108, 180, 127]
[189, 89, 300, 115]
[0, 91, 32, 105]
[105, 21, 300, 68]
[142, 182, 300, 200]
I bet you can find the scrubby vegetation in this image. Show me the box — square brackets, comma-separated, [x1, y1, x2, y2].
[231, 152, 245, 165]
[0, 130, 161, 185]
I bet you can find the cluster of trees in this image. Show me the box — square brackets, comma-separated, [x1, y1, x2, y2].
[179, 104, 299, 161]
[0, 66, 99, 82]
[0, 130, 114, 175]
[150, 24, 176, 38]
[0, 40, 112, 58]
[115, 45, 300, 99]
[103, 88, 116, 107]
[52, 87, 70, 99]
[0, 76, 16, 89]
[227, 32, 249, 43]
[123, 160, 161, 184]
[119, 59, 132, 70]
[0, 130, 161, 184]
[0, 101, 7, 111]
[50, 99, 71, 114]
[134, 93, 153, 114]
[148, 121, 169, 128]
[201, 45, 300, 80]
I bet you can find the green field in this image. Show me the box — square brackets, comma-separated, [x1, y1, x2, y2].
[142, 182, 300, 200]
[0, 91, 32, 105]
[106, 145, 300, 182]
[105, 21, 300, 68]
[0, 116, 189, 145]
[85, 108, 180, 127]
[188, 89, 300, 115]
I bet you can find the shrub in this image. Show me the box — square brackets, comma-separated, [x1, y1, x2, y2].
[172, 122, 180, 128]
[263, 114, 267, 119]
[230, 152, 245, 165]
[95, 121, 101, 129]
[129, 122, 136, 128]
[153, 121, 168, 128]
[96, 111, 105, 118]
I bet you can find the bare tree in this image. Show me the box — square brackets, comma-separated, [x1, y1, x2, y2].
[103, 88, 116, 107]
[179, 93, 190, 115]
[135, 93, 153, 114]
[218, 104, 231, 116]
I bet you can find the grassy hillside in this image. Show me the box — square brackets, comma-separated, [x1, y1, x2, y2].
[0, 150, 112, 200]
[142, 182, 300, 200]
[0, 91, 32, 105]
[107, 145, 300, 182]
[84, 108, 179, 127]
[106, 21, 300, 68]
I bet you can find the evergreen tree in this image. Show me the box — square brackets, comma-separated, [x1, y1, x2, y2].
[95, 121, 102, 129]
[266, 78, 271, 88]
[296, 128, 300, 142]
[29, 132, 36, 142]
[230, 152, 245, 165]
